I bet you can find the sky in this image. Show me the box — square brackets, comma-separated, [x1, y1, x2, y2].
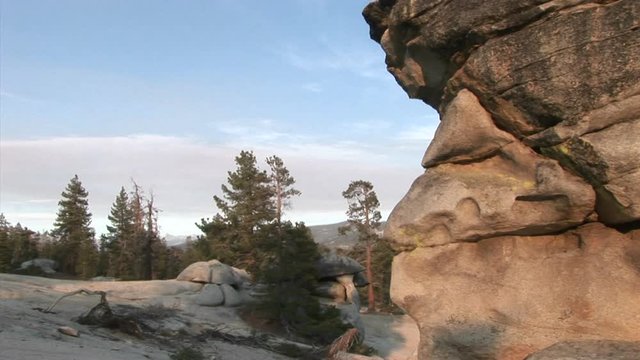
[0, 0, 439, 237]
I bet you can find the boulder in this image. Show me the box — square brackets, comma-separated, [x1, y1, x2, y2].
[220, 283, 242, 307]
[208, 260, 238, 285]
[176, 260, 247, 287]
[524, 340, 640, 360]
[176, 261, 210, 283]
[195, 284, 224, 307]
[314, 281, 347, 302]
[387, 139, 595, 249]
[57, 326, 79, 337]
[422, 89, 514, 168]
[353, 271, 369, 287]
[231, 266, 252, 287]
[315, 254, 365, 279]
[336, 274, 360, 309]
[19, 258, 57, 274]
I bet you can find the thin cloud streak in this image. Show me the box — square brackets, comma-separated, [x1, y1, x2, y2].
[280, 42, 388, 80]
[0, 90, 41, 103]
[0, 134, 424, 235]
[301, 82, 323, 93]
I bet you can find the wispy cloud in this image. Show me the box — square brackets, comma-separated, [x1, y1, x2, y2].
[279, 41, 388, 80]
[0, 134, 422, 235]
[302, 82, 323, 93]
[0, 90, 41, 103]
[349, 119, 393, 131]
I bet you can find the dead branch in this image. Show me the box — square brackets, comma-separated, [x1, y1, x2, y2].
[328, 328, 360, 359]
[40, 289, 108, 314]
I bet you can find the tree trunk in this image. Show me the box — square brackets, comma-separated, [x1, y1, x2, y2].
[365, 241, 376, 312]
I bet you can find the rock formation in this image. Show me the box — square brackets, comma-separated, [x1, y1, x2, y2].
[177, 260, 251, 307]
[364, 0, 640, 359]
[314, 253, 369, 307]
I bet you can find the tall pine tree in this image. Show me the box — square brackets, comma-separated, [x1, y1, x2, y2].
[200, 150, 274, 271]
[105, 187, 135, 278]
[341, 180, 382, 312]
[266, 155, 301, 224]
[140, 193, 159, 280]
[0, 214, 13, 272]
[52, 175, 97, 278]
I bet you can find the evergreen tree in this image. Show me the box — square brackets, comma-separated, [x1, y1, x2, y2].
[0, 214, 13, 272]
[105, 187, 135, 278]
[180, 234, 212, 267]
[96, 235, 109, 276]
[253, 222, 348, 344]
[348, 237, 396, 312]
[130, 181, 147, 278]
[151, 238, 180, 279]
[340, 180, 382, 312]
[10, 223, 38, 267]
[103, 182, 161, 279]
[266, 155, 301, 224]
[140, 194, 159, 280]
[200, 150, 274, 271]
[199, 151, 347, 343]
[36, 231, 57, 260]
[51, 175, 97, 278]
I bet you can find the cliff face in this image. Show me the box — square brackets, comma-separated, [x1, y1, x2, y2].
[364, 1, 640, 359]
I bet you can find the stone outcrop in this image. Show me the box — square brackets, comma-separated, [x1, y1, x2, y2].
[364, 0, 640, 359]
[178, 260, 251, 307]
[314, 254, 369, 307]
[176, 260, 250, 287]
[19, 258, 58, 274]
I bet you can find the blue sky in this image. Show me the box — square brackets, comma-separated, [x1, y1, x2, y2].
[0, 0, 439, 236]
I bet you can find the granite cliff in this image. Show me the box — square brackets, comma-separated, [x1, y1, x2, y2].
[364, 0, 640, 359]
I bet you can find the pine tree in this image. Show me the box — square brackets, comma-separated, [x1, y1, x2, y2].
[140, 194, 159, 280]
[130, 181, 146, 278]
[253, 221, 348, 344]
[104, 182, 161, 280]
[52, 175, 97, 278]
[0, 214, 13, 272]
[266, 155, 301, 224]
[10, 223, 38, 267]
[201, 150, 274, 271]
[341, 180, 382, 312]
[105, 187, 135, 278]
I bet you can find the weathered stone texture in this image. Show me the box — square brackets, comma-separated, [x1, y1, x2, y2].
[391, 224, 640, 359]
[365, 0, 640, 358]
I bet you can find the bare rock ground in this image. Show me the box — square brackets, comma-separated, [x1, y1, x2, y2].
[0, 273, 419, 360]
[360, 313, 419, 360]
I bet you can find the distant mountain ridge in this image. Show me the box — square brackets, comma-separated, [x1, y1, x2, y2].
[308, 221, 357, 251]
[164, 222, 384, 251]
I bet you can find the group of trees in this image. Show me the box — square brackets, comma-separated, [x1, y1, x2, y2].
[98, 182, 179, 280]
[0, 176, 183, 280]
[194, 151, 347, 343]
[1, 150, 396, 323]
[0, 214, 39, 273]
